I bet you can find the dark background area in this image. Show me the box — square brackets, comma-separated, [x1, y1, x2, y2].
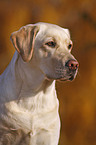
[0, 0, 96, 145]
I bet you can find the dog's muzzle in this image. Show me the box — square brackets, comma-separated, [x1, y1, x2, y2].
[55, 59, 79, 81]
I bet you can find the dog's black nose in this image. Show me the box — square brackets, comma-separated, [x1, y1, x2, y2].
[66, 60, 79, 70]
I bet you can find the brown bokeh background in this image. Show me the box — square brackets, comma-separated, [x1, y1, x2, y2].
[0, 0, 96, 145]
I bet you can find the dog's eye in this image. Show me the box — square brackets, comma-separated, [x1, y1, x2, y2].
[68, 44, 72, 50]
[45, 41, 56, 47]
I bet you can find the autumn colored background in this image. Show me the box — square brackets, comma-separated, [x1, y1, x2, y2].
[0, 0, 96, 145]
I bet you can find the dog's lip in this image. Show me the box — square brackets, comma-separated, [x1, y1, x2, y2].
[56, 76, 71, 81]
[45, 74, 75, 81]
[56, 74, 75, 81]
[69, 75, 74, 81]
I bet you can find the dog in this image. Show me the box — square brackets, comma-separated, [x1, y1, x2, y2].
[0, 22, 79, 145]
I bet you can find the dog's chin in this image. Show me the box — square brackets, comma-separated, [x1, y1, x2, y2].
[46, 75, 75, 82]
[57, 73, 78, 82]
[45, 71, 78, 82]
[56, 76, 75, 82]
[59, 71, 78, 82]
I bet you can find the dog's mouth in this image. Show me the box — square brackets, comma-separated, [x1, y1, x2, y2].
[45, 60, 79, 82]
[53, 66, 78, 81]
[54, 60, 79, 81]
[69, 75, 75, 81]
[56, 74, 75, 82]
[46, 72, 77, 82]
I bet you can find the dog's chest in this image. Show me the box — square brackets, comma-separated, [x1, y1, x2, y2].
[4, 101, 60, 145]
[5, 96, 59, 132]
[3, 89, 60, 144]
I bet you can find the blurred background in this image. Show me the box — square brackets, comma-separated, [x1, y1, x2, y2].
[0, 0, 96, 145]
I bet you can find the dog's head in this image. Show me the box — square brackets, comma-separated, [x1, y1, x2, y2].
[10, 22, 79, 81]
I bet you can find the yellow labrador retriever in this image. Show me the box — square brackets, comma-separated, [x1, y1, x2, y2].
[0, 22, 79, 145]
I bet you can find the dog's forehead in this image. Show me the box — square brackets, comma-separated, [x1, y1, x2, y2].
[37, 23, 70, 40]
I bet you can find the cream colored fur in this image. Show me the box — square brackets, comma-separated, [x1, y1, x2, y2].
[0, 22, 78, 145]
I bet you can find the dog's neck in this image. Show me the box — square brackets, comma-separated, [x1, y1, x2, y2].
[0, 52, 58, 112]
[17, 53, 55, 97]
[16, 52, 57, 111]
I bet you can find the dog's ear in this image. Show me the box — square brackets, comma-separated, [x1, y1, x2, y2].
[10, 25, 39, 62]
[63, 28, 70, 38]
